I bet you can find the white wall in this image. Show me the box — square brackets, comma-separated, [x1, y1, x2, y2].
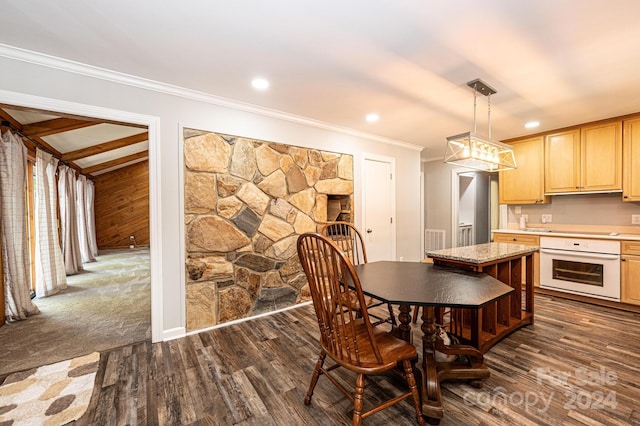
[0, 53, 423, 339]
[424, 159, 456, 248]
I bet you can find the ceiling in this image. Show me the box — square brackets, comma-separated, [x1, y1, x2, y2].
[0, 105, 148, 177]
[2, 1, 640, 161]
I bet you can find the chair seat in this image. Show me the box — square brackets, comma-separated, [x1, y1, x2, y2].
[326, 319, 417, 373]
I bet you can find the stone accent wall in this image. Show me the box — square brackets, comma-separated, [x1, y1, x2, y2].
[184, 129, 354, 331]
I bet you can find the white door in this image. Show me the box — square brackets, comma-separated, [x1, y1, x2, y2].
[362, 155, 395, 261]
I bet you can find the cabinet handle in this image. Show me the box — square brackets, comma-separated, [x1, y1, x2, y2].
[624, 195, 628, 199]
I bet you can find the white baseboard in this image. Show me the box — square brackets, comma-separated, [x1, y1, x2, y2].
[162, 327, 186, 342]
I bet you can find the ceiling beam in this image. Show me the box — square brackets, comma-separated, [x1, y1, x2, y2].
[0, 108, 63, 157]
[0, 103, 147, 129]
[22, 118, 97, 137]
[82, 151, 148, 176]
[61, 132, 148, 161]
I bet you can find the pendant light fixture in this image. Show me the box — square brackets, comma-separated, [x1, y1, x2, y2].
[444, 78, 516, 171]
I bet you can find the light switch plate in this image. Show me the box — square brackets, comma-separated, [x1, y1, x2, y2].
[515, 206, 522, 214]
[633, 214, 640, 225]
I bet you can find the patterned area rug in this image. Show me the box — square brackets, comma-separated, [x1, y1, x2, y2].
[0, 352, 99, 425]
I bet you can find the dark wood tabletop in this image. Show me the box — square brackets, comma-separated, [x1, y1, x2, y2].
[352, 261, 514, 309]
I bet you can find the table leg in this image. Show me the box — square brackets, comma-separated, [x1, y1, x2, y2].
[395, 303, 413, 342]
[420, 306, 444, 422]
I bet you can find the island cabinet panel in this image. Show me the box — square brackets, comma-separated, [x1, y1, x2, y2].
[499, 136, 550, 204]
[427, 244, 536, 353]
[493, 232, 540, 287]
[622, 241, 640, 305]
[623, 117, 640, 202]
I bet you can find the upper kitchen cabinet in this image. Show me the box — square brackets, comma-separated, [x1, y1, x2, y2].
[623, 116, 640, 202]
[499, 136, 550, 204]
[545, 121, 622, 194]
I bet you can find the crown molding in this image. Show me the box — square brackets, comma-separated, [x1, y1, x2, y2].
[0, 44, 423, 152]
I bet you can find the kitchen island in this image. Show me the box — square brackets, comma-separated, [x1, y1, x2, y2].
[426, 242, 538, 353]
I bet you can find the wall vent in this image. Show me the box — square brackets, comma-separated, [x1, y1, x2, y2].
[425, 229, 445, 252]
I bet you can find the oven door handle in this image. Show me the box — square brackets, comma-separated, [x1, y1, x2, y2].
[539, 248, 620, 261]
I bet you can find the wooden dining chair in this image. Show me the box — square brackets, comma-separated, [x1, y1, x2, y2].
[297, 233, 425, 426]
[321, 222, 397, 327]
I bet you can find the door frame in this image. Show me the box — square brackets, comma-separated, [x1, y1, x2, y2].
[450, 167, 476, 248]
[361, 153, 396, 260]
[0, 89, 162, 343]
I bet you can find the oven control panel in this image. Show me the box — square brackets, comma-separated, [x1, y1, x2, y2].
[539, 237, 620, 255]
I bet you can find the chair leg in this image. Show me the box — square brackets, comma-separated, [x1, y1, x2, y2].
[387, 303, 397, 326]
[353, 373, 365, 426]
[402, 359, 426, 426]
[412, 305, 421, 323]
[305, 351, 327, 405]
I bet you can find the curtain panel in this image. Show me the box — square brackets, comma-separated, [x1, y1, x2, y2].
[58, 164, 83, 275]
[85, 179, 98, 258]
[0, 131, 40, 321]
[76, 175, 95, 264]
[35, 149, 68, 297]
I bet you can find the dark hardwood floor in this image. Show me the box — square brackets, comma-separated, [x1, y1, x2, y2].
[74, 293, 640, 425]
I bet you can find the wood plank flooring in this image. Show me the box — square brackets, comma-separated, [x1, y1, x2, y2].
[74, 293, 640, 425]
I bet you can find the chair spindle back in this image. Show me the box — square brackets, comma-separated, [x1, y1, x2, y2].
[297, 233, 383, 367]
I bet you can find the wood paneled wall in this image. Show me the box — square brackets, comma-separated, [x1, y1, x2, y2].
[94, 160, 149, 249]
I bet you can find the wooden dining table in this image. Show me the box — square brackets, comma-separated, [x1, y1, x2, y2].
[352, 260, 514, 424]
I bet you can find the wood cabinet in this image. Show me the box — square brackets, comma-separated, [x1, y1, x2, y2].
[621, 241, 640, 305]
[499, 136, 550, 204]
[493, 232, 540, 287]
[544, 121, 622, 194]
[623, 117, 640, 202]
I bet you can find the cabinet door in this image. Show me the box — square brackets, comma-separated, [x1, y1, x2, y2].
[499, 136, 549, 204]
[623, 117, 640, 201]
[581, 121, 622, 191]
[621, 256, 640, 305]
[545, 129, 580, 193]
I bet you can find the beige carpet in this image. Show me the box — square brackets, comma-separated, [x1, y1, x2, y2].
[0, 352, 99, 425]
[0, 248, 150, 377]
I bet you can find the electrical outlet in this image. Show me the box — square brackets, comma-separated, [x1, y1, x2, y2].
[541, 214, 552, 223]
[515, 206, 522, 214]
[632, 214, 640, 225]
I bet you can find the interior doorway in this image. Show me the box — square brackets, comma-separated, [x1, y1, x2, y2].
[0, 91, 158, 376]
[451, 169, 497, 247]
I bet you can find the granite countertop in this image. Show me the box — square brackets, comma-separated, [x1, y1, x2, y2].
[492, 228, 640, 241]
[426, 242, 538, 264]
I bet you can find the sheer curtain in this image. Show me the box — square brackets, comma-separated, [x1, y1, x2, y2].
[85, 179, 99, 258]
[76, 174, 95, 263]
[0, 130, 39, 321]
[35, 148, 67, 297]
[58, 164, 83, 275]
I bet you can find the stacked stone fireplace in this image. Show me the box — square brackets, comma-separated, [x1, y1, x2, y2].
[184, 129, 353, 331]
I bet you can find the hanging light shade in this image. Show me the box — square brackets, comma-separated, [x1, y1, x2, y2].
[444, 79, 516, 171]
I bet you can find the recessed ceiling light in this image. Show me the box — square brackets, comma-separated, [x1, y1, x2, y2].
[251, 78, 270, 90]
[366, 113, 379, 123]
[525, 121, 540, 129]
